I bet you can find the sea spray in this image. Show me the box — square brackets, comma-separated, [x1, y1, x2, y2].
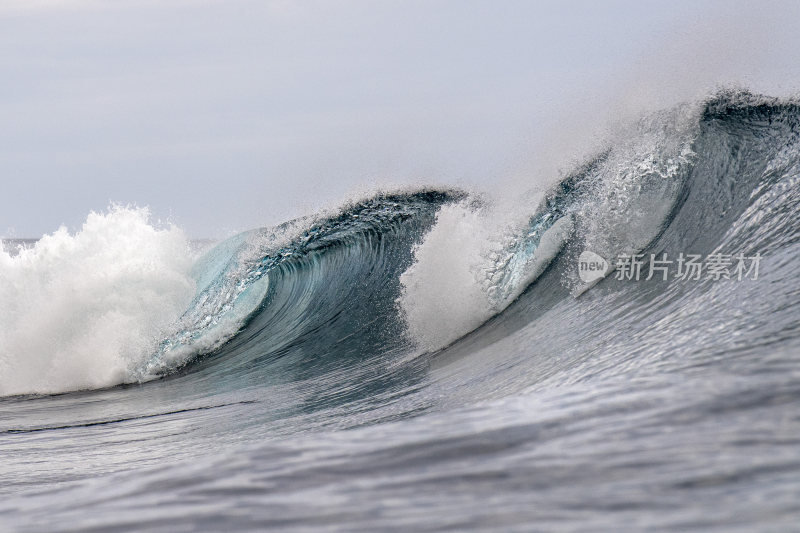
[0, 206, 195, 396]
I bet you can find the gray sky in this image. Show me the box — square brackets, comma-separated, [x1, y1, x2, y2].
[2, 0, 799, 237]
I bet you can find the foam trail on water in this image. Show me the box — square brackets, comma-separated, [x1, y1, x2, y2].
[0, 207, 195, 396]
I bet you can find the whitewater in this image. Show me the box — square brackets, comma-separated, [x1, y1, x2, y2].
[2, 90, 800, 531]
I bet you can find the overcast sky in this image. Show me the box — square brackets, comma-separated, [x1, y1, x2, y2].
[2, 0, 799, 237]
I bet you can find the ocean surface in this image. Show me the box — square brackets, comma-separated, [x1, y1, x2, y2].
[1, 90, 799, 531]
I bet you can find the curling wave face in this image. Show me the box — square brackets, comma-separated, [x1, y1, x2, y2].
[2, 90, 800, 531]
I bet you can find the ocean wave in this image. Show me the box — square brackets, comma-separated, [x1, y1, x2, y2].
[1, 90, 798, 399]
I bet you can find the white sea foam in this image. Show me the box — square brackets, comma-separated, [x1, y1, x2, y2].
[0, 206, 195, 396]
[397, 201, 497, 352]
[397, 195, 569, 353]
